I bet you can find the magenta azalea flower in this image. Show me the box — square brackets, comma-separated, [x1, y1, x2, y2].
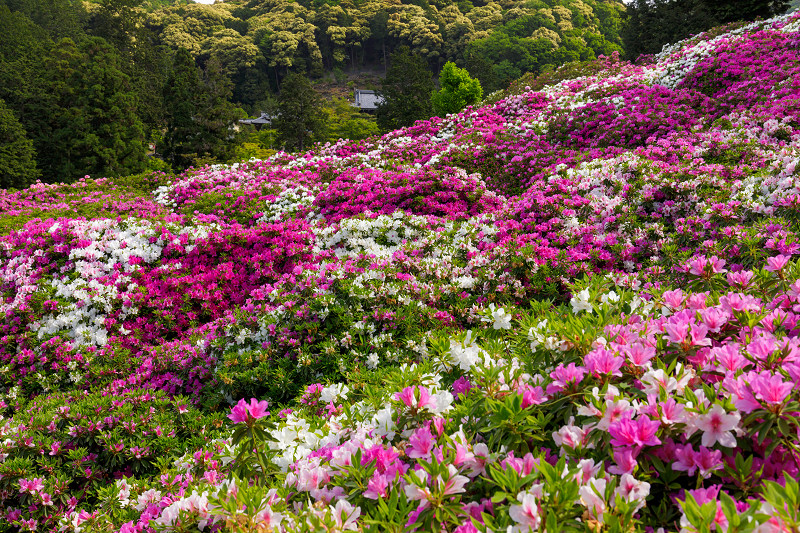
[228, 398, 270, 425]
[608, 414, 661, 448]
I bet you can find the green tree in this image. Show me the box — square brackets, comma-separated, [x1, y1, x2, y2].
[36, 37, 147, 182]
[623, 0, 717, 58]
[160, 48, 201, 170]
[1, 0, 87, 40]
[194, 56, 244, 165]
[0, 98, 39, 189]
[274, 72, 325, 152]
[431, 61, 482, 117]
[376, 46, 435, 132]
[160, 49, 243, 169]
[324, 97, 379, 143]
[0, 5, 52, 136]
[701, 0, 791, 23]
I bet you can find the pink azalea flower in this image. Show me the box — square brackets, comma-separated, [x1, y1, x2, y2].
[695, 404, 740, 448]
[765, 254, 791, 272]
[616, 474, 650, 512]
[748, 336, 776, 361]
[688, 323, 712, 347]
[546, 363, 587, 395]
[724, 374, 762, 413]
[608, 414, 661, 448]
[753, 374, 794, 405]
[659, 398, 687, 425]
[597, 398, 633, 431]
[520, 384, 546, 407]
[584, 348, 625, 377]
[364, 472, 390, 499]
[625, 341, 655, 367]
[694, 446, 724, 478]
[332, 500, 360, 531]
[608, 448, 638, 476]
[394, 385, 437, 411]
[664, 321, 689, 344]
[710, 344, 747, 373]
[509, 491, 541, 530]
[441, 464, 470, 496]
[407, 426, 435, 460]
[726, 270, 754, 289]
[227, 398, 270, 425]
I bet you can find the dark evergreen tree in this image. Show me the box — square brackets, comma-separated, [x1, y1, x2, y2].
[274, 72, 325, 152]
[376, 46, 435, 132]
[160, 49, 243, 169]
[623, 0, 790, 60]
[35, 37, 146, 182]
[194, 56, 244, 164]
[160, 48, 203, 170]
[623, 0, 715, 58]
[702, 0, 791, 23]
[0, 98, 39, 189]
[0, 6, 53, 147]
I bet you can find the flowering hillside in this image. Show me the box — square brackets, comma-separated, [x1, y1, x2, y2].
[3, 12, 800, 533]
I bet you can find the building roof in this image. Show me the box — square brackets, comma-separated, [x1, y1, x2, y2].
[239, 112, 275, 126]
[352, 89, 384, 110]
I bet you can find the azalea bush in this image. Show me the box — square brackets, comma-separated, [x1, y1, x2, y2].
[2, 11, 800, 532]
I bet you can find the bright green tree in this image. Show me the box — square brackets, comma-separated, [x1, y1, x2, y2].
[376, 46, 435, 132]
[324, 97, 379, 143]
[431, 61, 483, 117]
[274, 72, 325, 152]
[0, 98, 39, 189]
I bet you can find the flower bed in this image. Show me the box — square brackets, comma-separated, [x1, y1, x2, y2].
[2, 11, 800, 532]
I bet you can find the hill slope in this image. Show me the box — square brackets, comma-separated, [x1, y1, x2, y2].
[2, 11, 800, 532]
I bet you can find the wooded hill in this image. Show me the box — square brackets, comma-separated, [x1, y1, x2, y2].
[143, 0, 625, 102]
[0, 0, 625, 186]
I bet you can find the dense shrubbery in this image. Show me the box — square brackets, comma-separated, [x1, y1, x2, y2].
[2, 12, 800, 532]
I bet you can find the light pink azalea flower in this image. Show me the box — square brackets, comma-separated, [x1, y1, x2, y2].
[332, 500, 360, 531]
[696, 404, 740, 448]
[509, 491, 541, 531]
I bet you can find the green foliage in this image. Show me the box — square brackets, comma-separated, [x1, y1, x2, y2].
[431, 61, 483, 117]
[622, 0, 791, 59]
[36, 36, 147, 182]
[323, 96, 379, 143]
[0, 98, 39, 189]
[1, 0, 88, 40]
[160, 49, 243, 171]
[376, 46, 435, 132]
[233, 129, 279, 162]
[0, 387, 223, 529]
[274, 72, 326, 152]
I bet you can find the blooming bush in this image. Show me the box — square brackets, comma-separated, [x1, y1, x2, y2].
[2, 10, 800, 532]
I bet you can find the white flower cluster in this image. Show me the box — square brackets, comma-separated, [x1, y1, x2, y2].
[528, 319, 562, 353]
[29, 219, 218, 347]
[255, 185, 320, 224]
[269, 412, 331, 471]
[313, 211, 427, 259]
[0, 252, 38, 315]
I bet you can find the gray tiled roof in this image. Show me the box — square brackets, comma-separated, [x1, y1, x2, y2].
[352, 89, 384, 110]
